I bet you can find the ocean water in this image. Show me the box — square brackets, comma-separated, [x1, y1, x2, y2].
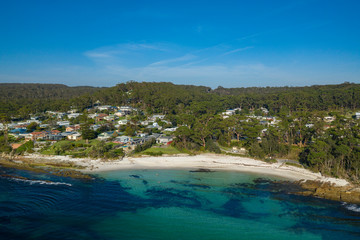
[1, 167, 360, 240]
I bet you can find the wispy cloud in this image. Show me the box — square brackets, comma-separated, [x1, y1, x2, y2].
[101, 62, 292, 88]
[80, 42, 300, 87]
[222, 46, 254, 56]
[149, 54, 197, 66]
[84, 43, 171, 61]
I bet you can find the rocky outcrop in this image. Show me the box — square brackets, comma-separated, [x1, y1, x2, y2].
[292, 180, 360, 204]
[0, 156, 93, 180]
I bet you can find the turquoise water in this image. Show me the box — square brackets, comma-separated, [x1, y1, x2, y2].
[1, 167, 360, 240]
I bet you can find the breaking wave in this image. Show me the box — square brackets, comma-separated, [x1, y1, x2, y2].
[342, 202, 360, 212]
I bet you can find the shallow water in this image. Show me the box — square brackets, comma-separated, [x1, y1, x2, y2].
[1, 167, 360, 240]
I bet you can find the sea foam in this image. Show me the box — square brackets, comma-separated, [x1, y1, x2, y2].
[342, 202, 360, 212]
[11, 177, 72, 186]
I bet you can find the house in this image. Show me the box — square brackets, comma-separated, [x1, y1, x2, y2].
[137, 132, 148, 138]
[66, 125, 80, 132]
[104, 115, 116, 121]
[46, 130, 64, 141]
[157, 135, 174, 145]
[153, 122, 159, 128]
[46, 111, 66, 119]
[222, 109, 236, 116]
[355, 112, 360, 120]
[324, 116, 335, 123]
[163, 127, 177, 132]
[115, 111, 126, 117]
[113, 136, 133, 144]
[60, 131, 75, 138]
[140, 120, 150, 126]
[118, 106, 133, 115]
[118, 119, 129, 125]
[91, 124, 101, 131]
[150, 115, 165, 121]
[97, 105, 112, 111]
[51, 130, 61, 135]
[14, 124, 28, 129]
[132, 138, 144, 145]
[67, 113, 81, 119]
[67, 132, 82, 141]
[47, 133, 65, 141]
[97, 131, 115, 140]
[96, 113, 108, 122]
[30, 131, 48, 141]
[57, 121, 70, 127]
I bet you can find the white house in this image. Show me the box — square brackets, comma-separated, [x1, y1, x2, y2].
[114, 136, 133, 144]
[67, 132, 82, 141]
[57, 121, 70, 126]
[97, 131, 115, 140]
[67, 113, 81, 119]
[97, 105, 112, 111]
[157, 135, 174, 145]
[355, 112, 360, 119]
[163, 127, 177, 132]
[324, 116, 335, 123]
[222, 109, 236, 116]
[118, 119, 129, 125]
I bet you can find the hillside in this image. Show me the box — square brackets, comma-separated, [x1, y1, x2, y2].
[1, 81, 360, 117]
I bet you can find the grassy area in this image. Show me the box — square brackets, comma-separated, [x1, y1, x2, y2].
[40, 139, 125, 159]
[139, 145, 184, 156]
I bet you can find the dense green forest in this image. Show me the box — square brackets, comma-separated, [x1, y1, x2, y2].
[1, 82, 360, 117]
[1, 81, 360, 181]
[0, 83, 100, 117]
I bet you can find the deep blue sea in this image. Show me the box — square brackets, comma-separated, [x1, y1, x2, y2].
[1, 166, 360, 240]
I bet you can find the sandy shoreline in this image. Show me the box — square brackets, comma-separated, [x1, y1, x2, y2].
[24, 153, 350, 187]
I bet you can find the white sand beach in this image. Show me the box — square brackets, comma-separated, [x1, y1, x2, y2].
[25, 153, 350, 187]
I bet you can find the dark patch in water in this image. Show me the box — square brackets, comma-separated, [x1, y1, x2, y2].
[253, 178, 271, 185]
[213, 198, 269, 220]
[146, 187, 210, 208]
[142, 180, 148, 185]
[170, 180, 211, 189]
[190, 168, 214, 173]
[184, 183, 211, 189]
[224, 183, 269, 199]
[129, 174, 141, 179]
[222, 199, 246, 217]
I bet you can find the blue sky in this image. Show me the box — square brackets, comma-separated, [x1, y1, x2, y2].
[1, 0, 360, 88]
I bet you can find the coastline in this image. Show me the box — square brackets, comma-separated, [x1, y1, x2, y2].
[23, 153, 350, 187]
